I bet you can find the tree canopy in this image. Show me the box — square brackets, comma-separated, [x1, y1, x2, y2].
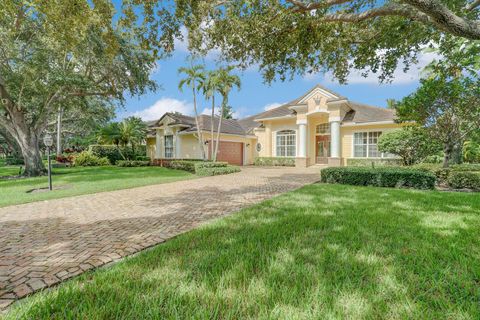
[153, 0, 480, 83]
[0, 1, 166, 175]
[394, 75, 480, 167]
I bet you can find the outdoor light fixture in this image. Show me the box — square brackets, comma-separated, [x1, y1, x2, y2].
[43, 133, 53, 191]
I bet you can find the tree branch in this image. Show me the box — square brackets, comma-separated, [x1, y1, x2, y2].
[285, 0, 480, 40]
[465, 0, 480, 10]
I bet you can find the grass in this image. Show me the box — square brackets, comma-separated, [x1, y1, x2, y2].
[0, 165, 193, 207]
[6, 184, 480, 319]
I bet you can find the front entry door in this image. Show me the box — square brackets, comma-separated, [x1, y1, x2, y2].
[316, 135, 331, 164]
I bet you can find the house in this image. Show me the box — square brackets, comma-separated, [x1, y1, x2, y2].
[146, 84, 401, 167]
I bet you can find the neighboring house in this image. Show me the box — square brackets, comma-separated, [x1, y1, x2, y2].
[146, 84, 401, 167]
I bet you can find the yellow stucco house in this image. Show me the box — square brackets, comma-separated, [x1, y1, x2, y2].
[147, 84, 401, 167]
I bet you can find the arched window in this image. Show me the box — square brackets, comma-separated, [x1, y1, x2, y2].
[276, 130, 296, 157]
[316, 123, 330, 134]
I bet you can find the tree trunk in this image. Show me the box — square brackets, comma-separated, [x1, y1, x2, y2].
[16, 130, 45, 176]
[210, 95, 215, 160]
[213, 101, 225, 162]
[192, 87, 206, 160]
[2, 110, 46, 176]
[56, 105, 63, 155]
[443, 143, 454, 168]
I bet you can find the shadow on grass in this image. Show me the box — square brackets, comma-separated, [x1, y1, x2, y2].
[5, 184, 480, 319]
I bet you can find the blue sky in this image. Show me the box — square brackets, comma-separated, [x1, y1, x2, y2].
[119, 31, 437, 121]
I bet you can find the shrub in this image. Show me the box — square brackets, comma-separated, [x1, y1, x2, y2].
[169, 160, 198, 173]
[346, 158, 402, 167]
[254, 157, 295, 166]
[422, 154, 443, 164]
[320, 167, 436, 190]
[194, 162, 228, 170]
[56, 154, 75, 164]
[378, 126, 441, 165]
[411, 163, 450, 184]
[450, 163, 480, 172]
[195, 165, 241, 176]
[73, 151, 110, 167]
[447, 171, 480, 190]
[5, 156, 24, 165]
[116, 160, 150, 167]
[88, 145, 147, 164]
[135, 155, 150, 161]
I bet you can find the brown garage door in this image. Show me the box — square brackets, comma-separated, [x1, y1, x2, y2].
[209, 141, 243, 166]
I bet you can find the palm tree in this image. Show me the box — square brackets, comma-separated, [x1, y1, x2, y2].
[118, 117, 148, 156]
[178, 64, 207, 160]
[203, 70, 222, 159]
[97, 117, 147, 159]
[97, 122, 121, 146]
[213, 66, 241, 161]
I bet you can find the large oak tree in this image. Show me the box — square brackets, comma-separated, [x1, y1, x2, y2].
[0, 1, 173, 176]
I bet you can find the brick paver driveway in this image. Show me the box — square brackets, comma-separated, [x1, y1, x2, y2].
[0, 166, 320, 309]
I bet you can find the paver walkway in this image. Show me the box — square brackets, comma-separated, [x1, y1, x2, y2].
[0, 166, 320, 308]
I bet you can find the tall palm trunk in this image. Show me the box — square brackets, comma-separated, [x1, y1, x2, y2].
[214, 99, 225, 162]
[210, 95, 215, 160]
[56, 105, 63, 155]
[192, 87, 206, 160]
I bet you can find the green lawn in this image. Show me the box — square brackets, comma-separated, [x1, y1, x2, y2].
[0, 166, 194, 207]
[6, 184, 480, 319]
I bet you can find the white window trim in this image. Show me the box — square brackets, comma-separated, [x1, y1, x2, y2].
[274, 129, 297, 157]
[351, 130, 394, 159]
[164, 135, 174, 159]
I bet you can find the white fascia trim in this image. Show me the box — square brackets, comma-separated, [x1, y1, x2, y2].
[289, 105, 308, 112]
[306, 110, 329, 116]
[178, 130, 257, 139]
[254, 115, 296, 122]
[326, 99, 349, 106]
[341, 120, 395, 127]
[298, 88, 338, 103]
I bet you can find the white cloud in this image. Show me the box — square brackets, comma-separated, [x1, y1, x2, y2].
[263, 102, 284, 111]
[131, 97, 192, 121]
[303, 50, 441, 85]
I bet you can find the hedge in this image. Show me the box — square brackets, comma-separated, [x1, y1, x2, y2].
[450, 164, 480, 172]
[447, 171, 480, 190]
[116, 160, 150, 167]
[320, 167, 436, 190]
[88, 145, 147, 164]
[5, 156, 24, 165]
[411, 163, 451, 184]
[346, 158, 402, 167]
[169, 160, 198, 173]
[169, 160, 236, 176]
[254, 157, 295, 167]
[73, 151, 110, 167]
[195, 165, 241, 176]
[194, 162, 228, 170]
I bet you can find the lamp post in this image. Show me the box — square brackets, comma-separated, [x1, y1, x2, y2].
[43, 133, 53, 191]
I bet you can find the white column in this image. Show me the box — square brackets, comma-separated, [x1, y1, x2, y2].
[297, 120, 307, 158]
[155, 130, 162, 159]
[329, 118, 340, 158]
[176, 134, 182, 158]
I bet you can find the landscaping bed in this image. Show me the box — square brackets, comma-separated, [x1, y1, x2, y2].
[169, 160, 241, 176]
[321, 166, 436, 190]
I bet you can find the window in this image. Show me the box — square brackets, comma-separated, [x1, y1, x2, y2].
[353, 131, 392, 158]
[316, 123, 330, 134]
[164, 135, 173, 158]
[256, 143, 262, 152]
[276, 130, 296, 157]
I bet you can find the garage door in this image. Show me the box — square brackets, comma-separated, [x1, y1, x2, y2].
[209, 141, 243, 166]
